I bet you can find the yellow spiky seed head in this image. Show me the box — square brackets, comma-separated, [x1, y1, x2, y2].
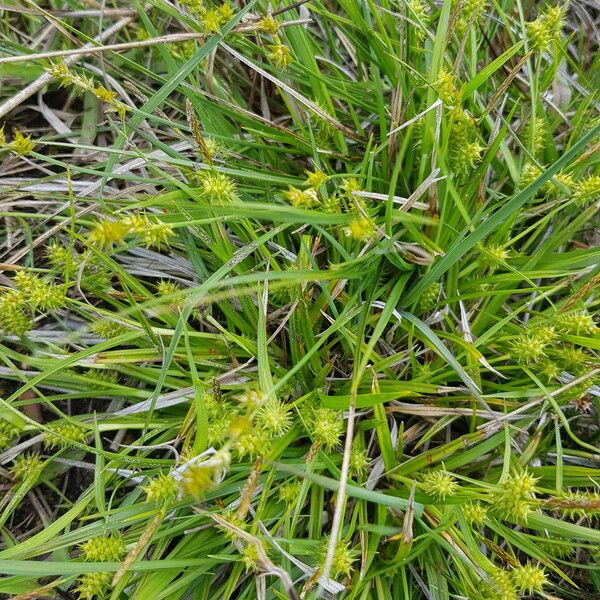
[201, 8, 224, 33]
[420, 282, 441, 313]
[141, 221, 174, 249]
[519, 163, 542, 189]
[121, 213, 147, 232]
[46, 242, 80, 271]
[303, 169, 328, 188]
[436, 68, 460, 105]
[80, 535, 126, 562]
[278, 480, 302, 505]
[10, 129, 36, 156]
[218, 2, 234, 22]
[267, 40, 293, 69]
[423, 470, 459, 500]
[180, 464, 215, 499]
[463, 501, 487, 525]
[554, 490, 600, 520]
[573, 175, 600, 205]
[198, 171, 238, 202]
[0, 290, 31, 336]
[321, 539, 356, 578]
[311, 407, 344, 451]
[341, 177, 362, 197]
[240, 544, 260, 571]
[493, 471, 538, 522]
[234, 430, 270, 459]
[236, 389, 268, 411]
[283, 185, 318, 208]
[88, 218, 129, 248]
[144, 473, 179, 503]
[511, 563, 547, 594]
[10, 453, 44, 481]
[538, 360, 561, 383]
[256, 399, 292, 435]
[489, 569, 518, 600]
[555, 345, 589, 372]
[349, 447, 370, 476]
[75, 572, 112, 600]
[0, 419, 22, 451]
[344, 215, 375, 240]
[556, 311, 597, 336]
[91, 320, 129, 339]
[510, 334, 547, 364]
[44, 421, 88, 449]
[258, 14, 279, 34]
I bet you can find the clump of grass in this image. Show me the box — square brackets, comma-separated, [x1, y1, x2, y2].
[0, 0, 598, 599]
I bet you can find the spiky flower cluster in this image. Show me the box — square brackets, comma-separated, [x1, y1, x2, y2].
[519, 163, 576, 197]
[46, 243, 111, 293]
[74, 572, 113, 600]
[456, 0, 487, 34]
[48, 63, 127, 118]
[463, 501, 487, 525]
[553, 345, 589, 373]
[492, 471, 538, 522]
[0, 419, 22, 451]
[10, 453, 44, 482]
[436, 69, 461, 106]
[236, 543, 259, 571]
[349, 447, 370, 477]
[310, 407, 345, 451]
[198, 2, 234, 33]
[91, 320, 130, 339]
[179, 0, 205, 15]
[481, 242, 510, 266]
[128, 215, 175, 249]
[488, 569, 518, 600]
[524, 116, 547, 155]
[511, 563, 547, 595]
[75, 535, 126, 599]
[284, 185, 318, 208]
[267, 39, 293, 69]
[87, 218, 129, 248]
[419, 282, 441, 313]
[509, 333, 548, 364]
[258, 14, 279, 35]
[0, 272, 67, 336]
[410, 0, 428, 21]
[304, 169, 327, 189]
[88, 213, 174, 249]
[178, 448, 231, 498]
[572, 175, 600, 204]
[256, 399, 293, 435]
[555, 311, 597, 336]
[80, 535, 126, 562]
[46, 242, 80, 274]
[321, 540, 356, 578]
[448, 107, 483, 174]
[423, 470, 459, 500]
[526, 5, 564, 53]
[552, 490, 600, 520]
[344, 215, 375, 241]
[44, 421, 89, 450]
[233, 392, 293, 458]
[144, 473, 179, 504]
[0, 128, 37, 155]
[197, 171, 238, 202]
[157, 280, 184, 311]
[278, 480, 302, 505]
